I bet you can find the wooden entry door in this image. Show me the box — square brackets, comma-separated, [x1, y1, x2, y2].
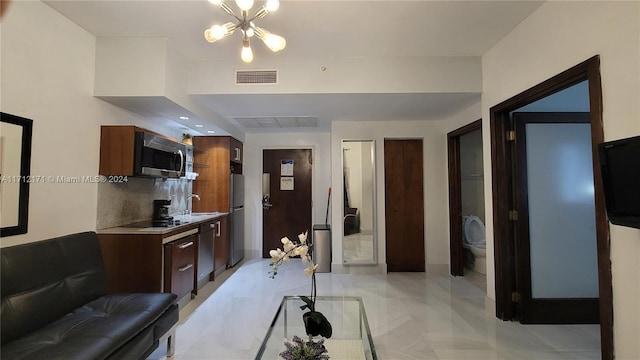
[262, 149, 312, 258]
[384, 139, 425, 272]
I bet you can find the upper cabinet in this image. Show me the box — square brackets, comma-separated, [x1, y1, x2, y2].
[99, 126, 189, 179]
[230, 137, 243, 164]
[192, 136, 243, 213]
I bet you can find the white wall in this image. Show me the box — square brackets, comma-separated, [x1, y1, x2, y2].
[330, 100, 482, 272]
[482, 1, 640, 358]
[242, 132, 331, 259]
[0, 1, 182, 247]
[189, 56, 482, 95]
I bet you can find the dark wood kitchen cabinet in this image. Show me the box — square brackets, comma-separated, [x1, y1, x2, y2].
[192, 136, 243, 213]
[229, 137, 243, 164]
[99, 125, 181, 176]
[164, 234, 197, 301]
[99, 126, 140, 175]
[98, 227, 198, 301]
[98, 232, 165, 294]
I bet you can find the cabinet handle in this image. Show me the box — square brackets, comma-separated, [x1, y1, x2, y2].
[215, 221, 221, 237]
[178, 241, 194, 249]
[210, 223, 216, 229]
[178, 263, 193, 272]
[234, 147, 240, 161]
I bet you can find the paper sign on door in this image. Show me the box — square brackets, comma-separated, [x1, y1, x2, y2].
[281, 159, 294, 176]
[280, 177, 294, 191]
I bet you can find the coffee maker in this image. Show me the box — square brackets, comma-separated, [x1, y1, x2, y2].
[152, 199, 173, 227]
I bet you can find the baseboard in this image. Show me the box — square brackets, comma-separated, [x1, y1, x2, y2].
[332, 263, 386, 274]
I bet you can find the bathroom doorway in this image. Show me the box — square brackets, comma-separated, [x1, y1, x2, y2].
[490, 56, 612, 359]
[447, 120, 486, 291]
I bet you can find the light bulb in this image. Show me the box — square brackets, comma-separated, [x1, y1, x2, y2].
[263, 33, 286, 52]
[208, 0, 223, 5]
[211, 25, 226, 40]
[241, 45, 254, 63]
[266, 0, 279, 11]
[235, 0, 254, 11]
[245, 27, 254, 37]
[204, 29, 218, 43]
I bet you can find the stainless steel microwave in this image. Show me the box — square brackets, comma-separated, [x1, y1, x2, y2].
[134, 132, 188, 178]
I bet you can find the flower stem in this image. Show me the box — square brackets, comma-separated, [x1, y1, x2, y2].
[311, 271, 316, 312]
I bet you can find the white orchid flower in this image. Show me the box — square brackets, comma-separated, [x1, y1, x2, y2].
[270, 248, 290, 263]
[294, 245, 309, 257]
[269, 248, 282, 260]
[303, 262, 318, 277]
[269, 230, 314, 278]
[284, 242, 296, 253]
[280, 236, 296, 252]
[298, 231, 308, 244]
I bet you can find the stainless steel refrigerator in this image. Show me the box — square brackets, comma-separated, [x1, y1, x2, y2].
[229, 174, 244, 267]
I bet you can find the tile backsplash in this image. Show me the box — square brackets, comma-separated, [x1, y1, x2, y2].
[96, 177, 192, 229]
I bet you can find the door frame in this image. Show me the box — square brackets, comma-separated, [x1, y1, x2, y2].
[447, 119, 482, 276]
[490, 55, 613, 359]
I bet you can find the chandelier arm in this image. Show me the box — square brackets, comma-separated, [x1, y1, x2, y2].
[250, 24, 265, 38]
[249, 7, 269, 22]
[227, 23, 240, 34]
[220, 2, 241, 21]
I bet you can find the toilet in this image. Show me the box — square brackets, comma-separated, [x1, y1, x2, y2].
[462, 215, 486, 274]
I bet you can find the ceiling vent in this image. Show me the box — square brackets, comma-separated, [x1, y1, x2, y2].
[235, 70, 278, 85]
[234, 116, 318, 129]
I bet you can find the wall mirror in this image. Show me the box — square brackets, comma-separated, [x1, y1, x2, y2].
[1, 113, 33, 237]
[342, 140, 376, 264]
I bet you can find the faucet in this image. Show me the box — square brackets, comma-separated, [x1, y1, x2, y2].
[186, 194, 200, 214]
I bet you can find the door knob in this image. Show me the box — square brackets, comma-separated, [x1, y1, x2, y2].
[262, 195, 273, 210]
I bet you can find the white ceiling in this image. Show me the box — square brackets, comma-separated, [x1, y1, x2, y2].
[43, 0, 546, 134]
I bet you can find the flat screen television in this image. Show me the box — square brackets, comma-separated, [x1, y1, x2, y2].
[598, 135, 640, 229]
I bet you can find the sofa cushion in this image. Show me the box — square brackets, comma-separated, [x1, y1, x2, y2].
[1, 293, 177, 360]
[1, 232, 107, 345]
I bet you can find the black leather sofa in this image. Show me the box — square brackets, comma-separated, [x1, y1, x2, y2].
[1, 231, 179, 360]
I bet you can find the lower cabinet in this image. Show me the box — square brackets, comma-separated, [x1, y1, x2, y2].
[164, 234, 197, 301]
[98, 216, 229, 305]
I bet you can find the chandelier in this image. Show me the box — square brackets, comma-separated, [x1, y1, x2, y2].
[204, 0, 286, 63]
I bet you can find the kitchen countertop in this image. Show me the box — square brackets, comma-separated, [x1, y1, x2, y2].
[96, 212, 228, 236]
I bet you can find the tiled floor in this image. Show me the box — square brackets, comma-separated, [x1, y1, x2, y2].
[150, 259, 600, 360]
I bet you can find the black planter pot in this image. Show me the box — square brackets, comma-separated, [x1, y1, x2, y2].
[302, 311, 332, 338]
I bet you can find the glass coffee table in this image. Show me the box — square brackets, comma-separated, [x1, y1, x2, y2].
[255, 296, 377, 360]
